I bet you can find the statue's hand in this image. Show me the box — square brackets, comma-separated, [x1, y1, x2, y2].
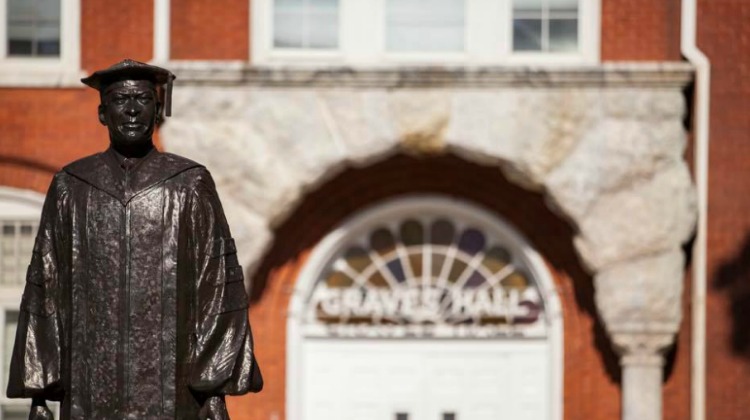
[28, 404, 54, 420]
[198, 396, 229, 420]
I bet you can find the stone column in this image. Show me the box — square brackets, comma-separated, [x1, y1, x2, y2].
[594, 252, 686, 420]
[613, 333, 674, 420]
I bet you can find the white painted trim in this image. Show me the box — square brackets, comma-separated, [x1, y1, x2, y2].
[0, 302, 60, 418]
[286, 195, 563, 420]
[681, 1, 710, 419]
[252, 0, 599, 66]
[0, 0, 84, 87]
[0, 187, 45, 219]
[153, 0, 170, 62]
[0, 188, 57, 417]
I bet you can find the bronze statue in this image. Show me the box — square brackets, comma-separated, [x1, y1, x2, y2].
[6, 59, 262, 419]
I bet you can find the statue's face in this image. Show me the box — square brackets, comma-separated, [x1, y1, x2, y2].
[99, 80, 160, 150]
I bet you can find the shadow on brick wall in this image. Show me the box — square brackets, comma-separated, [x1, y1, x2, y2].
[714, 234, 750, 358]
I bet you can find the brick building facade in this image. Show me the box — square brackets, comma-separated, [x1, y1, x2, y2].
[0, 1, 747, 420]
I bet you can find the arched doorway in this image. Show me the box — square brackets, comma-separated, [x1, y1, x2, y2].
[287, 195, 563, 420]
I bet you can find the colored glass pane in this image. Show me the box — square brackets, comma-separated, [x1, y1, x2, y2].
[483, 246, 511, 273]
[399, 219, 423, 246]
[344, 246, 370, 272]
[408, 251, 423, 278]
[386, 259, 407, 283]
[502, 271, 529, 290]
[370, 227, 396, 256]
[368, 271, 389, 288]
[447, 259, 468, 283]
[457, 228, 485, 255]
[431, 253, 446, 278]
[465, 271, 486, 287]
[325, 270, 353, 288]
[430, 219, 455, 245]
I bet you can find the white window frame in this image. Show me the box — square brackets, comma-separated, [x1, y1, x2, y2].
[0, 186, 44, 295]
[0, 187, 53, 419]
[251, 0, 599, 66]
[286, 195, 563, 420]
[0, 302, 60, 419]
[0, 0, 82, 87]
[506, 0, 600, 65]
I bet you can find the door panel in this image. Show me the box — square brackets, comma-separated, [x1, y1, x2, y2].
[302, 339, 549, 420]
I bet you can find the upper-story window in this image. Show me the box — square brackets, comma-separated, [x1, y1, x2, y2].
[0, 188, 43, 288]
[513, 0, 578, 52]
[0, 0, 81, 87]
[273, 0, 339, 49]
[253, 0, 599, 65]
[7, 0, 61, 57]
[385, 0, 465, 52]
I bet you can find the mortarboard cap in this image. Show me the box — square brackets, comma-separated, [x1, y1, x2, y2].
[81, 59, 177, 117]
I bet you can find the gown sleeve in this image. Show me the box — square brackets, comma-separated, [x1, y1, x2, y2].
[6, 174, 64, 403]
[187, 169, 262, 415]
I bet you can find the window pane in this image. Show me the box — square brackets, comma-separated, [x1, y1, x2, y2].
[36, 0, 61, 22]
[0, 221, 37, 285]
[549, 18, 578, 52]
[274, 13, 305, 48]
[311, 0, 337, 12]
[307, 12, 338, 49]
[386, 0, 465, 52]
[7, 0, 35, 21]
[7, 0, 61, 57]
[4, 311, 19, 393]
[36, 22, 61, 56]
[275, 0, 304, 11]
[513, 19, 542, 51]
[8, 39, 33, 56]
[273, 0, 339, 49]
[2, 406, 29, 420]
[549, 0, 578, 13]
[513, 0, 543, 14]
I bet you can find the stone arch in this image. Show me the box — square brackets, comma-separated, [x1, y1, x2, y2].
[161, 65, 696, 420]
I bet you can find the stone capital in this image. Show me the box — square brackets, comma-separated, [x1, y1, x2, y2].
[611, 332, 676, 362]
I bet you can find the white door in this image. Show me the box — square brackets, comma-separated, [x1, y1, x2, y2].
[301, 338, 550, 420]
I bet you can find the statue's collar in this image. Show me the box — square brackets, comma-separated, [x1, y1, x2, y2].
[105, 145, 156, 173]
[63, 149, 201, 205]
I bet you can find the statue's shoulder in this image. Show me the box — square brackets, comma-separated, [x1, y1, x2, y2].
[61, 152, 103, 176]
[160, 153, 213, 188]
[159, 152, 203, 169]
[161, 153, 206, 177]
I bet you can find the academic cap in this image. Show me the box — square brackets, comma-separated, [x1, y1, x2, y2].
[81, 59, 176, 117]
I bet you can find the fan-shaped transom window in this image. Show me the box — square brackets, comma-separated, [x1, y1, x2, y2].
[290, 196, 563, 420]
[303, 197, 553, 339]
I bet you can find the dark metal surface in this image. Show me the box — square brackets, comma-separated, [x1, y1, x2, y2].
[6, 61, 262, 419]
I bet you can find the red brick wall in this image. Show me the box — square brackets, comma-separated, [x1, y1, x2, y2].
[699, 0, 750, 418]
[601, 0, 682, 61]
[170, 0, 249, 60]
[0, 0, 157, 194]
[82, 0, 154, 72]
[226, 154, 692, 420]
[0, 89, 101, 193]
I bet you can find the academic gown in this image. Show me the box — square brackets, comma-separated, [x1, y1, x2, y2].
[6, 148, 262, 419]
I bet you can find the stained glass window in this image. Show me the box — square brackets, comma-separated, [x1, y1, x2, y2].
[306, 209, 548, 338]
